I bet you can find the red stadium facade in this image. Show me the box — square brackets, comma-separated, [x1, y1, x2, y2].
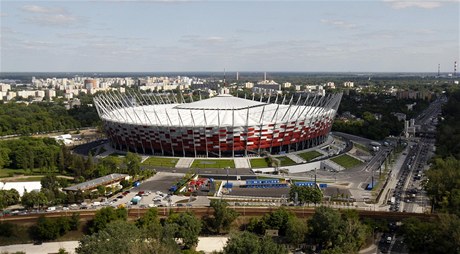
[94, 92, 342, 157]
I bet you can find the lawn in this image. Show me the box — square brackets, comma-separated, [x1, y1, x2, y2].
[330, 154, 363, 169]
[141, 157, 179, 167]
[276, 156, 297, 166]
[191, 159, 235, 168]
[250, 158, 270, 168]
[298, 151, 322, 162]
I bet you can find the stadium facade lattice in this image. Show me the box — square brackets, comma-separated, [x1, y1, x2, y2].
[94, 91, 342, 157]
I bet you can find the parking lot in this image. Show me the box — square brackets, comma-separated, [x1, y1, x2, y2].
[133, 172, 185, 193]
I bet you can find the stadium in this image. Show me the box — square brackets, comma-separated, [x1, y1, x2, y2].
[94, 91, 342, 157]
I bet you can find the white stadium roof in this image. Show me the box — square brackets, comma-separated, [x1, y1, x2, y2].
[96, 93, 341, 127]
[174, 94, 266, 110]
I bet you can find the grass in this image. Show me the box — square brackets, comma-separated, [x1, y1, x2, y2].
[250, 158, 270, 168]
[330, 154, 363, 169]
[298, 151, 322, 162]
[142, 157, 179, 167]
[191, 159, 235, 168]
[276, 156, 297, 166]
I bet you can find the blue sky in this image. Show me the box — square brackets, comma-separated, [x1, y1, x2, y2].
[1, 0, 458, 72]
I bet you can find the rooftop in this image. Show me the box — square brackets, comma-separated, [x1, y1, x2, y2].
[63, 173, 128, 192]
[174, 94, 266, 110]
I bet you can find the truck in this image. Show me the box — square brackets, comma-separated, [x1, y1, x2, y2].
[131, 196, 142, 205]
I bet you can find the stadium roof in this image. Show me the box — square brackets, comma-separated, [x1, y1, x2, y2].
[175, 94, 266, 110]
[63, 173, 128, 192]
[1, 181, 42, 196]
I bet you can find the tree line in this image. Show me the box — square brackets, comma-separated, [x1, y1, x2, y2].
[333, 90, 429, 140]
[73, 204, 370, 254]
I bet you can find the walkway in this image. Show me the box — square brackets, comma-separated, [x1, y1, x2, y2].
[0, 237, 229, 254]
[234, 158, 250, 169]
[287, 154, 305, 163]
[176, 158, 194, 168]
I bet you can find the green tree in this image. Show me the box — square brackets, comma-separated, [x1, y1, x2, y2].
[166, 212, 201, 249]
[289, 185, 323, 205]
[309, 206, 343, 250]
[124, 152, 141, 176]
[285, 216, 308, 246]
[204, 199, 239, 234]
[88, 207, 127, 234]
[223, 231, 288, 254]
[21, 190, 48, 209]
[31, 215, 60, 241]
[77, 220, 177, 254]
[0, 189, 20, 209]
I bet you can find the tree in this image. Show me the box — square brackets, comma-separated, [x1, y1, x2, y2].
[31, 215, 60, 241]
[0, 189, 20, 209]
[76, 220, 177, 254]
[309, 207, 369, 252]
[289, 185, 323, 205]
[88, 207, 127, 234]
[285, 216, 308, 246]
[223, 231, 288, 254]
[309, 206, 343, 250]
[125, 152, 141, 176]
[204, 199, 239, 234]
[21, 190, 48, 209]
[165, 212, 201, 249]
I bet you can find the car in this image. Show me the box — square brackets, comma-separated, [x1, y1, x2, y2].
[117, 195, 123, 199]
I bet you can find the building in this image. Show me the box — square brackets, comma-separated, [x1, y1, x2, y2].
[95, 91, 342, 157]
[63, 173, 129, 193]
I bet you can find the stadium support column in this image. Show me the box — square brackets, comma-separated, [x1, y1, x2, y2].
[269, 104, 281, 154]
[217, 109, 222, 158]
[232, 108, 235, 158]
[151, 107, 165, 156]
[190, 110, 197, 158]
[177, 111, 186, 157]
[257, 105, 266, 154]
[244, 108, 250, 157]
[203, 109, 209, 158]
[164, 109, 175, 157]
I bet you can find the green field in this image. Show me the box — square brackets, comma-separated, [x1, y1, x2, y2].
[298, 151, 322, 162]
[330, 154, 363, 169]
[250, 158, 270, 168]
[276, 156, 297, 166]
[191, 159, 235, 168]
[142, 157, 179, 167]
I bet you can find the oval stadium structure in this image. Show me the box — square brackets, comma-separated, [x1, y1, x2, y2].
[94, 91, 342, 157]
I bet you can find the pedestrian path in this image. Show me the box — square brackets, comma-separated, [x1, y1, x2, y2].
[287, 154, 305, 163]
[234, 158, 251, 168]
[176, 158, 194, 168]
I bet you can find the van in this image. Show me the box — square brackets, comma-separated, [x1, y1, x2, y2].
[47, 207, 56, 212]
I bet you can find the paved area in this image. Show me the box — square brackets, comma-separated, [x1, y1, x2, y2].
[234, 158, 250, 168]
[134, 172, 184, 193]
[287, 154, 305, 163]
[0, 237, 229, 254]
[176, 158, 194, 168]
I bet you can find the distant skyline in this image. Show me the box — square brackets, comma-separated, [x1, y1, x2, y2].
[1, 0, 459, 73]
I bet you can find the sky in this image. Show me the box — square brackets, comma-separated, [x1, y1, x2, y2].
[0, 0, 459, 72]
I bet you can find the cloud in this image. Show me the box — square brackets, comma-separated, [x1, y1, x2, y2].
[20, 4, 81, 27]
[383, 0, 453, 9]
[320, 19, 356, 29]
[21, 5, 65, 14]
[179, 35, 239, 47]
